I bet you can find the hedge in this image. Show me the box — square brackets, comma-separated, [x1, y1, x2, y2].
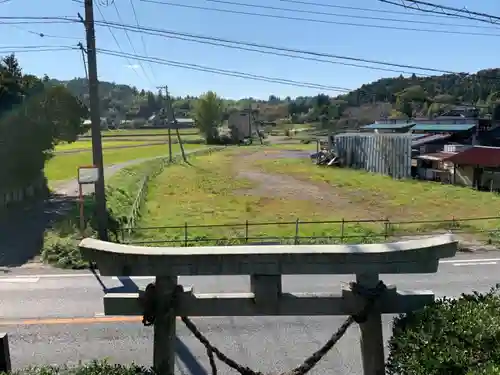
[387, 285, 500, 375]
[1, 360, 155, 375]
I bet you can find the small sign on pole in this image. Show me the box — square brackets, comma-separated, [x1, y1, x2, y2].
[78, 165, 99, 185]
[77, 165, 99, 236]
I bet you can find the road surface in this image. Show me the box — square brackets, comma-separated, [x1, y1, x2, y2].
[1, 252, 499, 374]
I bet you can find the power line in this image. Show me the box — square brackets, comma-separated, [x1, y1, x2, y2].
[96, 47, 354, 92]
[0, 46, 77, 53]
[1, 22, 81, 40]
[139, 0, 500, 37]
[278, 0, 464, 20]
[112, 0, 154, 84]
[378, 0, 500, 24]
[94, 19, 458, 75]
[93, 3, 143, 80]
[202, 0, 500, 30]
[129, 0, 157, 81]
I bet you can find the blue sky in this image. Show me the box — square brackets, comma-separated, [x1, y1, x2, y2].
[1, 0, 499, 99]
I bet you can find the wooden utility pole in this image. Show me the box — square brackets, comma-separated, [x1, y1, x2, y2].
[157, 86, 173, 162]
[83, 0, 108, 241]
[163, 86, 188, 162]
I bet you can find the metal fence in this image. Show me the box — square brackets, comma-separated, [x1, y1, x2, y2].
[334, 133, 412, 179]
[120, 216, 500, 246]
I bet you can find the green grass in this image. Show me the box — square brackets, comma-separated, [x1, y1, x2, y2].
[135, 148, 383, 245]
[45, 143, 206, 181]
[99, 128, 199, 136]
[55, 140, 155, 151]
[254, 156, 500, 236]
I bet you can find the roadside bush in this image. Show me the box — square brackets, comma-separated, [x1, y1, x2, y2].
[468, 364, 500, 375]
[41, 230, 88, 269]
[387, 285, 500, 375]
[1, 360, 155, 375]
[41, 186, 134, 269]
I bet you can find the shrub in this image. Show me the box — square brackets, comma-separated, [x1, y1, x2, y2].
[468, 364, 500, 375]
[41, 230, 88, 269]
[1, 360, 155, 375]
[387, 285, 500, 375]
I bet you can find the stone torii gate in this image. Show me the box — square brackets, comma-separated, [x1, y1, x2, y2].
[79, 234, 458, 375]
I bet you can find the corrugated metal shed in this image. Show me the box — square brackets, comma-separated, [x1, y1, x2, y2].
[447, 146, 500, 168]
[334, 133, 412, 179]
[361, 122, 415, 130]
[412, 123, 475, 132]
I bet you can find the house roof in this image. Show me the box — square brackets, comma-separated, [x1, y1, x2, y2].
[447, 146, 500, 167]
[361, 122, 414, 130]
[415, 152, 456, 162]
[411, 123, 475, 132]
[411, 133, 452, 147]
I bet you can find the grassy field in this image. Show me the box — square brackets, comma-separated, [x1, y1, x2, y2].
[255, 156, 500, 236]
[133, 145, 500, 246]
[46, 143, 206, 181]
[97, 128, 199, 136]
[135, 147, 386, 245]
[55, 140, 157, 151]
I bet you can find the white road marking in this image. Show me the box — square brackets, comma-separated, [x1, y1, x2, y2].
[0, 277, 40, 283]
[453, 261, 497, 266]
[440, 258, 500, 264]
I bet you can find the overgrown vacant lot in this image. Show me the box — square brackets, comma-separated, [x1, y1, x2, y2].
[137, 146, 500, 245]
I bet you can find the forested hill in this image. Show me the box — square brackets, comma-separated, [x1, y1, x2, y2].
[340, 68, 500, 107]
[48, 67, 500, 126]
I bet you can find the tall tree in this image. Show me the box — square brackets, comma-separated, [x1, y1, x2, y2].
[194, 91, 223, 144]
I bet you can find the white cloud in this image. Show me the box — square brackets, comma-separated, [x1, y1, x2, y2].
[125, 64, 139, 69]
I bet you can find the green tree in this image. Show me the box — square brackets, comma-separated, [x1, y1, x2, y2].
[194, 91, 223, 144]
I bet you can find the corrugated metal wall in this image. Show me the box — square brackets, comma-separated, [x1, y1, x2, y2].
[334, 133, 412, 179]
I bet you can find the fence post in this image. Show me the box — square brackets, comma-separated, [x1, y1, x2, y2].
[294, 218, 300, 244]
[153, 277, 177, 375]
[356, 273, 385, 375]
[384, 218, 389, 240]
[340, 218, 345, 243]
[0, 332, 11, 373]
[184, 222, 188, 247]
[245, 220, 249, 244]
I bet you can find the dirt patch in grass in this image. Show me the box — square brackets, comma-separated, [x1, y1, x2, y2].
[231, 148, 382, 219]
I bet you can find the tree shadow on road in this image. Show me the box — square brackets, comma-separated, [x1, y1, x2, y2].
[0, 192, 76, 268]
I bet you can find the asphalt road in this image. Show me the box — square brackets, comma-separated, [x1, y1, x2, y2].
[1, 252, 500, 374]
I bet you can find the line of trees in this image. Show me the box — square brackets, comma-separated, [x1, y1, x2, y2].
[0, 54, 89, 192]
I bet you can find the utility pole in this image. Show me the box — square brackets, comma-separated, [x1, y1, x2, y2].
[157, 86, 172, 162]
[82, 1, 108, 241]
[164, 87, 188, 162]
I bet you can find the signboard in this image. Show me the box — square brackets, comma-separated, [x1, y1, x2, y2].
[78, 166, 99, 185]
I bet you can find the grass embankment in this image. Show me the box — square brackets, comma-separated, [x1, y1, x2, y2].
[254, 156, 500, 240]
[46, 143, 206, 181]
[42, 158, 160, 268]
[135, 147, 383, 245]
